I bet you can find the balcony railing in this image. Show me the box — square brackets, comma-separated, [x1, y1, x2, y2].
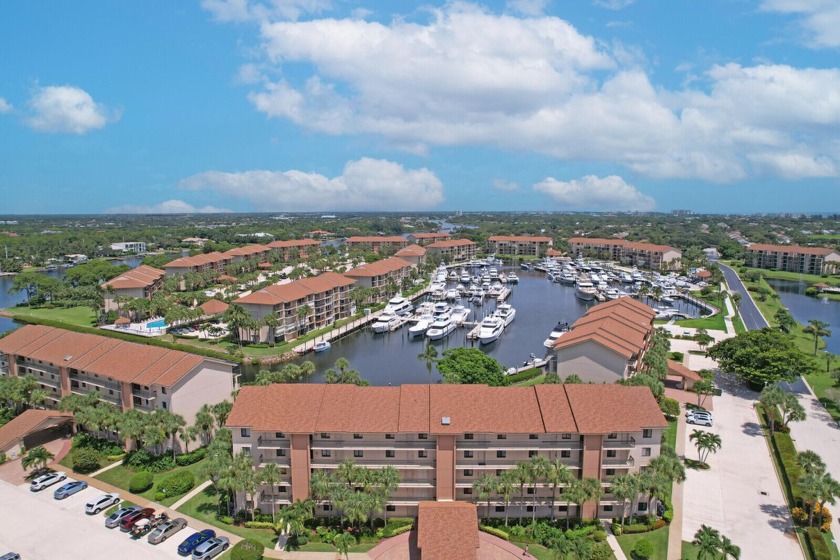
[602, 437, 636, 449]
[311, 440, 436, 450]
[457, 459, 581, 470]
[601, 456, 635, 468]
[311, 458, 435, 469]
[457, 440, 582, 450]
[257, 437, 290, 449]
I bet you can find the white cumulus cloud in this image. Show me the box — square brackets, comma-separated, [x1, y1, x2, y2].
[105, 200, 230, 214]
[506, 0, 548, 16]
[533, 175, 655, 211]
[0, 97, 12, 113]
[492, 179, 520, 192]
[760, 0, 840, 49]
[178, 158, 444, 211]
[26, 85, 119, 134]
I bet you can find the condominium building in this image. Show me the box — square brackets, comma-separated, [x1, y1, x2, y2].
[109, 242, 147, 253]
[224, 245, 271, 263]
[227, 383, 667, 520]
[343, 257, 414, 292]
[407, 232, 452, 246]
[163, 239, 321, 277]
[101, 265, 166, 312]
[425, 239, 477, 263]
[345, 236, 410, 254]
[0, 325, 236, 426]
[550, 298, 656, 382]
[234, 272, 356, 343]
[745, 243, 840, 275]
[568, 238, 682, 270]
[164, 251, 233, 276]
[266, 239, 321, 261]
[488, 235, 553, 257]
[394, 244, 427, 268]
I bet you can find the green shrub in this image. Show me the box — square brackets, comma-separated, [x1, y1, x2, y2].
[72, 447, 101, 473]
[479, 525, 509, 541]
[244, 521, 277, 531]
[632, 539, 654, 559]
[505, 368, 542, 384]
[592, 530, 607, 542]
[72, 433, 123, 456]
[0, 451, 6, 465]
[218, 515, 234, 525]
[622, 523, 651, 534]
[382, 518, 413, 537]
[389, 525, 413, 537]
[591, 542, 614, 560]
[230, 538, 264, 560]
[805, 527, 832, 560]
[659, 397, 680, 418]
[156, 469, 195, 497]
[124, 450, 176, 473]
[129, 471, 154, 493]
[175, 447, 207, 466]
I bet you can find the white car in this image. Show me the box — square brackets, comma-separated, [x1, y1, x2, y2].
[29, 471, 67, 492]
[686, 410, 713, 427]
[85, 493, 120, 514]
[192, 537, 230, 559]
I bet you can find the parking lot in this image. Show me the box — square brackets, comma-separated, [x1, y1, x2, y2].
[0, 476, 197, 560]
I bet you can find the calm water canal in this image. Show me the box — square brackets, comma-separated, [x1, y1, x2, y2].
[766, 278, 840, 354]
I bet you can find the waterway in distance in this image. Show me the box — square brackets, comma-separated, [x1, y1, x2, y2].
[766, 278, 840, 355]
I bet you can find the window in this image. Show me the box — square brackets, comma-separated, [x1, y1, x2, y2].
[162, 402, 167, 410]
[642, 447, 651, 457]
[240, 428, 251, 438]
[529, 434, 539, 440]
[418, 433, 428, 440]
[464, 488, 472, 495]
[527, 488, 535, 495]
[496, 470, 504, 477]
[561, 450, 571, 458]
[161, 387, 167, 394]
[603, 505, 614, 512]
[464, 450, 474, 458]
[386, 450, 395, 458]
[386, 505, 396, 512]
[606, 469, 615, 476]
[321, 433, 330, 439]
[418, 450, 427, 458]
[562, 433, 572, 440]
[497, 434, 507, 440]
[275, 432, 285, 439]
[529, 451, 537, 458]
[278, 486, 287, 493]
[638, 502, 648, 512]
[354, 450, 364, 458]
[464, 469, 473, 477]
[353, 434, 363, 439]
[385, 434, 395, 440]
[497, 451, 507, 458]
[323, 504, 332, 511]
[608, 433, 617, 439]
[558, 505, 568, 512]
[606, 450, 616, 458]
[464, 433, 474, 440]
[495, 506, 505, 513]
[241, 446, 251, 456]
[526, 506, 534, 512]
[321, 450, 331, 457]
[276, 449, 286, 457]
[643, 429, 652, 439]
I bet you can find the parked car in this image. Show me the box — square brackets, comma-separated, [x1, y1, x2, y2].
[686, 410, 713, 427]
[30, 471, 66, 492]
[148, 518, 188, 544]
[192, 537, 229, 559]
[119, 507, 155, 532]
[178, 529, 216, 555]
[85, 493, 120, 514]
[105, 505, 143, 529]
[0, 553, 21, 560]
[53, 480, 88, 500]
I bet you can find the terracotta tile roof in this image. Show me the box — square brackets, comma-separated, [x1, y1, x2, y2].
[346, 236, 408, 244]
[553, 299, 654, 358]
[115, 317, 131, 325]
[267, 239, 320, 249]
[164, 251, 230, 270]
[568, 237, 679, 253]
[667, 359, 702, 382]
[417, 501, 479, 560]
[0, 409, 74, 452]
[297, 272, 356, 292]
[747, 243, 839, 257]
[395, 244, 427, 257]
[488, 235, 553, 243]
[224, 245, 269, 258]
[228, 383, 665, 435]
[564, 385, 668, 433]
[695, 270, 712, 278]
[546, 249, 564, 256]
[426, 239, 477, 249]
[200, 299, 229, 315]
[102, 265, 165, 290]
[0, 325, 232, 388]
[344, 257, 412, 278]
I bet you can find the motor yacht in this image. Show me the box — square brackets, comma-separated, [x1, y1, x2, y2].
[543, 321, 570, 348]
[478, 316, 505, 344]
[574, 280, 598, 301]
[426, 313, 456, 340]
[384, 296, 413, 316]
[506, 272, 519, 283]
[494, 303, 516, 327]
[408, 313, 434, 337]
[372, 313, 401, 333]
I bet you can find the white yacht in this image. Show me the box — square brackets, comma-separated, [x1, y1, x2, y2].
[447, 270, 458, 281]
[450, 305, 471, 325]
[604, 288, 621, 300]
[557, 268, 576, 285]
[478, 316, 505, 345]
[574, 280, 598, 301]
[489, 267, 499, 280]
[409, 313, 434, 337]
[494, 303, 516, 327]
[384, 296, 413, 316]
[543, 321, 570, 348]
[372, 313, 401, 333]
[426, 313, 456, 340]
[460, 271, 471, 283]
[432, 302, 451, 317]
[506, 272, 519, 283]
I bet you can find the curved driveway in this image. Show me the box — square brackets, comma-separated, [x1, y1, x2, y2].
[718, 263, 769, 330]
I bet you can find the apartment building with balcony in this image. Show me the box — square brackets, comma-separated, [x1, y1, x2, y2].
[224, 244, 271, 264]
[568, 238, 682, 270]
[343, 257, 414, 293]
[227, 383, 666, 520]
[549, 298, 656, 383]
[488, 235, 553, 257]
[234, 272, 356, 343]
[101, 265, 166, 312]
[0, 325, 236, 426]
[407, 232, 452, 246]
[394, 244, 427, 268]
[425, 239, 477, 263]
[266, 239, 321, 261]
[164, 251, 233, 276]
[745, 243, 840, 275]
[345, 236, 410, 254]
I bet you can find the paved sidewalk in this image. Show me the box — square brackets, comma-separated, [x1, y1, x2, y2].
[89, 458, 123, 478]
[603, 522, 628, 560]
[667, 407, 687, 560]
[170, 478, 212, 510]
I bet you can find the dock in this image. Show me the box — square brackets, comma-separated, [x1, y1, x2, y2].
[505, 358, 550, 375]
[496, 287, 511, 302]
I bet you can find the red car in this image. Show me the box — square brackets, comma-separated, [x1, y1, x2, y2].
[119, 508, 155, 532]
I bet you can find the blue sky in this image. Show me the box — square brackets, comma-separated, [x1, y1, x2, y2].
[1, 0, 839, 214]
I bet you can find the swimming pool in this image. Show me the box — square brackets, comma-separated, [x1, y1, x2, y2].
[146, 319, 167, 329]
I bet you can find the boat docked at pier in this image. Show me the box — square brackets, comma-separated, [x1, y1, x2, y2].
[384, 296, 413, 316]
[426, 313, 456, 340]
[494, 303, 516, 327]
[543, 321, 570, 348]
[477, 316, 505, 345]
[408, 313, 434, 337]
[574, 280, 598, 301]
[372, 313, 401, 333]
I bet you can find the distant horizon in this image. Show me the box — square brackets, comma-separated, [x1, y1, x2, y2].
[2, 1, 839, 214]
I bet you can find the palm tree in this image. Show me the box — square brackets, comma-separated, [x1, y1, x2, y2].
[21, 445, 54, 472]
[211, 400, 233, 427]
[260, 463, 284, 523]
[610, 474, 639, 529]
[797, 450, 826, 476]
[564, 479, 587, 529]
[279, 499, 315, 544]
[472, 473, 497, 523]
[223, 303, 252, 347]
[552, 534, 575, 560]
[720, 535, 741, 559]
[815, 473, 840, 527]
[692, 524, 722, 560]
[580, 477, 602, 519]
[195, 404, 216, 446]
[179, 424, 198, 453]
[546, 458, 572, 521]
[160, 410, 186, 459]
[690, 429, 722, 465]
[800, 472, 823, 526]
[309, 469, 334, 513]
[377, 466, 400, 523]
[417, 343, 439, 380]
[804, 320, 831, 356]
[262, 312, 281, 343]
[495, 470, 516, 527]
[512, 462, 532, 525]
[232, 451, 260, 521]
[296, 304, 313, 335]
[528, 455, 551, 521]
[333, 531, 356, 560]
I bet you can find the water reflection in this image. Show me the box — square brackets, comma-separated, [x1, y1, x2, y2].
[766, 278, 839, 354]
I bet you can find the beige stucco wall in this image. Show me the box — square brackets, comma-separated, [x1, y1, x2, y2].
[553, 340, 628, 383]
[167, 361, 234, 426]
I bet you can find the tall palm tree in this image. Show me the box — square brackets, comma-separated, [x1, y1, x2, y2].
[309, 469, 334, 512]
[804, 319, 831, 356]
[800, 472, 823, 526]
[580, 477, 603, 519]
[417, 343, 439, 380]
[720, 535, 741, 559]
[528, 455, 551, 521]
[512, 462, 532, 525]
[564, 479, 587, 529]
[610, 474, 639, 528]
[232, 451, 260, 521]
[21, 445, 54, 472]
[796, 450, 826, 477]
[472, 473, 497, 523]
[211, 400, 232, 427]
[495, 470, 516, 527]
[334, 531, 356, 560]
[692, 524, 722, 560]
[260, 463, 285, 523]
[815, 473, 840, 527]
[195, 404, 216, 446]
[377, 466, 400, 523]
[546, 458, 572, 521]
[690, 429, 722, 465]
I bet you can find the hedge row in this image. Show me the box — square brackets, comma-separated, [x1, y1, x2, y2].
[479, 525, 509, 541]
[243, 521, 277, 531]
[505, 368, 542, 385]
[155, 470, 195, 500]
[805, 527, 832, 560]
[129, 471, 154, 493]
[389, 525, 413, 537]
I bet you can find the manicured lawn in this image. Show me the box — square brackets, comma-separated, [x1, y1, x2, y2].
[681, 540, 701, 559]
[58, 449, 122, 473]
[740, 267, 840, 287]
[5, 305, 96, 327]
[732, 313, 746, 334]
[176, 485, 278, 549]
[512, 542, 554, 560]
[663, 418, 677, 450]
[674, 312, 726, 332]
[512, 374, 546, 387]
[297, 542, 377, 553]
[94, 459, 208, 507]
[616, 526, 669, 560]
[803, 369, 840, 421]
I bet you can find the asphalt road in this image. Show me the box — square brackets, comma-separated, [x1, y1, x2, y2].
[719, 263, 769, 330]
